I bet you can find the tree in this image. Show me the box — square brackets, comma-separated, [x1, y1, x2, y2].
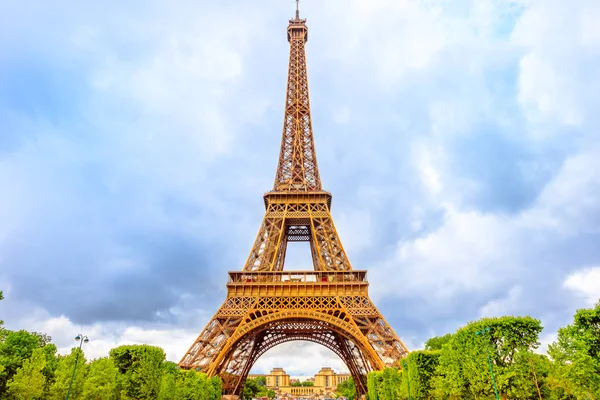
[255, 375, 267, 387]
[158, 362, 181, 400]
[210, 375, 222, 398]
[433, 316, 543, 400]
[158, 370, 179, 400]
[548, 301, 600, 399]
[157, 364, 220, 400]
[367, 370, 382, 400]
[41, 344, 59, 395]
[47, 347, 88, 400]
[336, 378, 356, 400]
[424, 333, 452, 351]
[266, 389, 276, 399]
[385, 367, 404, 400]
[177, 369, 217, 400]
[401, 350, 440, 400]
[292, 380, 314, 386]
[505, 352, 552, 400]
[0, 329, 46, 394]
[241, 377, 260, 400]
[109, 344, 165, 399]
[6, 347, 47, 399]
[0, 291, 4, 327]
[81, 357, 118, 400]
[32, 332, 52, 347]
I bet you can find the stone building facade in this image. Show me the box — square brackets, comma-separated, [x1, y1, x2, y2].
[250, 367, 351, 397]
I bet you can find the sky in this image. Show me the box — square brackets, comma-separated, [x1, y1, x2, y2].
[1, 0, 600, 378]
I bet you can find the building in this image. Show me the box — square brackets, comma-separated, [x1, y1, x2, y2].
[266, 367, 290, 388]
[258, 367, 351, 397]
[315, 367, 351, 389]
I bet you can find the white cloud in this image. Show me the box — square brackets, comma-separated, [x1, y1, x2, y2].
[525, 143, 600, 236]
[8, 309, 200, 362]
[513, 0, 600, 126]
[564, 267, 600, 306]
[480, 286, 523, 317]
[371, 204, 518, 303]
[538, 332, 557, 354]
[412, 142, 443, 198]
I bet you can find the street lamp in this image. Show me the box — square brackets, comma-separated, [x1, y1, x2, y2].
[475, 327, 499, 400]
[65, 334, 89, 400]
[402, 360, 411, 400]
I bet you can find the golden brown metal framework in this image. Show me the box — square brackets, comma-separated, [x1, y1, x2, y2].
[179, 8, 408, 397]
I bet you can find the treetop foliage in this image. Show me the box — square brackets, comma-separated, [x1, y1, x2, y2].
[424, 333, 452, 351]
[336, 377, 356, 399]
[368, 308, 599, 400]
[0, 310, 222, 400]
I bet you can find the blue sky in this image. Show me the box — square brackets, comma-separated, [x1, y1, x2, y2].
[1, 0, 599, 376]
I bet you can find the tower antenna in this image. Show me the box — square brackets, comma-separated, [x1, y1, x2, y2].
[296, 0, 300, 19]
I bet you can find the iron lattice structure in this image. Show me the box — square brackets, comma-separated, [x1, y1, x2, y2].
[179, 9, 409, 397]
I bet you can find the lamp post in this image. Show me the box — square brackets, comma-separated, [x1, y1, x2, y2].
[65, 334, 89, 400]
[402, 360, 411, 400]
[475, 327, 499, 400]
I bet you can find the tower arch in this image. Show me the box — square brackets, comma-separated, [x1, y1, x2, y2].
[207, 313, 383, 394]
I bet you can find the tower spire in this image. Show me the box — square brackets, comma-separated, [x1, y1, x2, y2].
[273, 5, 321, 192]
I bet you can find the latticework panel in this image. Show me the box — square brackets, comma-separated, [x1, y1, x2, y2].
[179, 297, 256, 371]
[180, 293, 406, 396]
[243, 201, 352, 272]
[243, 213, 287, 272]
[274, 19, 321, 192]
[340, 296, 409, 365]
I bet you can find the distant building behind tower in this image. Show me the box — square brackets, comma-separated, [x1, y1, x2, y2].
[248, 367, 351, 396]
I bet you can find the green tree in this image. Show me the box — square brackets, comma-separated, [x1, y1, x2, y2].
[158, 362, 181, 400]
[81, 357, 118, 400]
[367, 370, 382, 400]
[548, 300, 600, 399]
[379, 368, 402, 400]
[0, 291, 4, 379]
[40, 344, 59, 395]
[158, 371, 178, 400]
[157, 366, 220, 400]
[0, 329, 46, 394]
[241, 377, 260, 400]
[424, 333, 452, 351]
[210, 375, 222, 398]
[401, 350, 440, 400]
[47, 347, 88, 400]
[177, 369, 217, 400]
[506, 352, 552, 400]
[0, 291, 4, 328]
[109, 344, 165, 399]
[292, 380, 314, 387]
[255, 375, 266, 386]
[336, 377, 356, 400]
[32, 332, 52, 347]
[266, 389, 276, 399]
[434, 316, 543, 400]
[6, 347, 47, 399]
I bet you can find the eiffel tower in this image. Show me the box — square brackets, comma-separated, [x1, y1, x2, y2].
[179, 3, 408, 397]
